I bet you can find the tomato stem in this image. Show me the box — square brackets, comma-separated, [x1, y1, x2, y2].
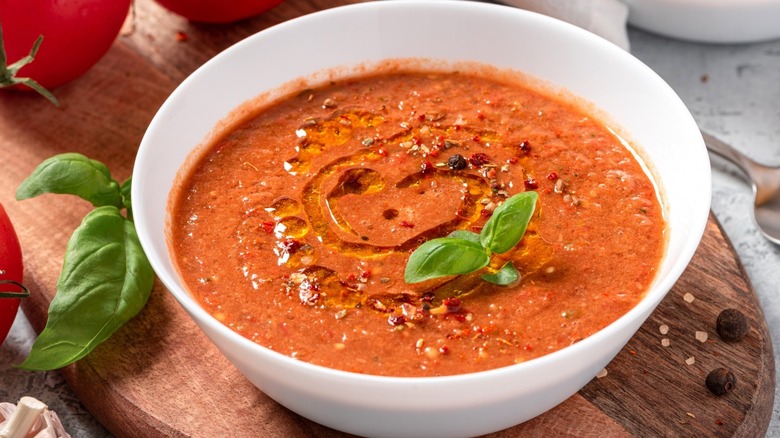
[0, 23, 60, 106]
[0, 280, 30, 299]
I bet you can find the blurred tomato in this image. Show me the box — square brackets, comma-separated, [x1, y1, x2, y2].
[0, 0, 132, 89]
[153, 0, 283, 23]
[0, 203, 24, 345]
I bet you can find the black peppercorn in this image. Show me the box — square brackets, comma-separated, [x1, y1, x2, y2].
[716, 308, 750, 342]
[382, 208, 399, 220]
[706, 368, 736, 395]
[447, 154, 467, 170]
[519, 140, 532, 154]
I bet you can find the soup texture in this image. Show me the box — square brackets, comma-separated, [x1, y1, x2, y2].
[169, 68, 666, 377]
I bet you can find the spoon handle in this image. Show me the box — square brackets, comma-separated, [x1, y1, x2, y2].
[702, 131, 780, 206]
[702, 132, 756, 173]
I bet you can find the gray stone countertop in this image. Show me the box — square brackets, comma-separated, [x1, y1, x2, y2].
[1, 26, 778, 438]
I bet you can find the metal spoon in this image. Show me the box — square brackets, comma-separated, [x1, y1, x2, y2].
[703, 131, 780, 244]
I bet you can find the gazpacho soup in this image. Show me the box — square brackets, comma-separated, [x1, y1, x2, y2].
[168, 61, 666, 377]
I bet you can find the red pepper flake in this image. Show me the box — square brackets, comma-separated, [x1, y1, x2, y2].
[547, 172, 558, 181]
[453, 125, 462, 131]
[443, 297, 461, 313]
[399, 220, 415, 229]
[347, 273, 357, 282]
[428, 147, 440, 158]
[477, 112, 486, 121]
[281, 239, 301, 253]
[524, 177, 539, 190]
[715, 419, 724, 426]
[455, 208, 470, 220]
[417, 113, 426, 122]
[469, 153, 490, 166]
[523, 343, 533, 351]
[412, 136, 423, 146]
[477, 324, 496, 335]
[518, 140, 531, 154]
[175, 31, 188, 42]
[360, 270, 371, 280]
[439, 346, 450, 355]
[508, 157, 519, 165]
[420, 160, 435, 175]
[480, 208, 493, 218]
[280, 238, 301, 254]
[260, 221, 275, 233]
[377, 148, 388, 157]
[388, 314, 407, 326]
[472, 134, 481, 143]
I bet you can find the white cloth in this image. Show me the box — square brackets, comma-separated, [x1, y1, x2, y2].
[500, 0, 630, 51]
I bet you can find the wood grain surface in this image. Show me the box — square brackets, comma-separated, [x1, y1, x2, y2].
[0, 0, 774, 436]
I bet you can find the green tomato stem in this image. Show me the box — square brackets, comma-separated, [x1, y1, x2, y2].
[0, 23, 60, 106]
[0, 280, 30, 299]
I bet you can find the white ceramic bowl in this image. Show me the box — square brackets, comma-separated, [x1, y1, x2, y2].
[132, 2, 711, 437]
[626, 0, 780, 44]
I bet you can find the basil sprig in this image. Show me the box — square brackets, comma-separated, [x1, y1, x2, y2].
[16, 153, 154, 370]
[404, 191, 538, 285]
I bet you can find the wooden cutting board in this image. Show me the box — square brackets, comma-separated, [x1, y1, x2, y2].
[0, 0, 774, 436]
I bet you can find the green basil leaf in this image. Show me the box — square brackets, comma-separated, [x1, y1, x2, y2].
[17, 206, 154, 371]
[447, 229, 481, 244]
[480, 191, 538, 254]
[120, 177, 133, 218]
[404, 238, 490, 283]
[16, 153, 121, 208]
[481, 261, 520, 286]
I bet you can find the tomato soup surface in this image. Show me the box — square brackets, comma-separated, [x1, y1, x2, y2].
[169, 66, 666, 377]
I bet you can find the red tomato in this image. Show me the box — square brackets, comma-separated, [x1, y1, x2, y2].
[0, 202, 24, 345]
[0, 0, 132, 89]
[153, 0, 283, 23]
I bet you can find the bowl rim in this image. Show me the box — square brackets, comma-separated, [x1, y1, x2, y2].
[133, 0, 711, 385]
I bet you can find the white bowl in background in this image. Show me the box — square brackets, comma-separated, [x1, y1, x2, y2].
[132, 2, 711, 437]
[625, 0, 780, 44]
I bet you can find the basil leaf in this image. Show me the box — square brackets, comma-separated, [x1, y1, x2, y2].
[120, 177, 133, 218]
[481, 261, 520, 286]
[480, 191, 538, 254]
[447, 229, 481, 244]
[16, 153, 121, 208]
[404, 238, 490, 283]
[18, 206, 154, 371]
